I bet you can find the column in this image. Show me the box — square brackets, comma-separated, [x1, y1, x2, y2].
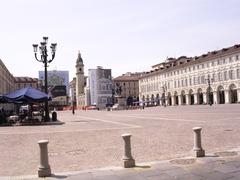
[178, 95, 182, 105]
[194, 94, 198, 105]
[203, 93, 207, 104]
[237, 89, 240, 103]
[186, 94, 190, 105]
[225, 90, 230, 104]
[213, 91, 218, 104]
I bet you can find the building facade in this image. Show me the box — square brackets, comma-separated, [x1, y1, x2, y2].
[113, 72, 142, 105]
[0, 59, 15, 110]
[139, 44, 240, 106]
[14, 77, 39, 90]
[88, 66, 113, 108]
[69, 77, 76, 104]
[39, 70, 69, 95]
[0, 59, 15, 95]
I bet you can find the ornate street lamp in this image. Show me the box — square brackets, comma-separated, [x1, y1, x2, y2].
[205, 74, 213, 106]
[32, 37, 57, 121]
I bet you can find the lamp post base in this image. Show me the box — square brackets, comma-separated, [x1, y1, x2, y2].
[38, 167, 51, 177]
[192, 149, 205, 157]
[123, 158, 135, 168]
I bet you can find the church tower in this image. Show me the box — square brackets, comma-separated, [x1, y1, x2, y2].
[75, 51, 85, 106]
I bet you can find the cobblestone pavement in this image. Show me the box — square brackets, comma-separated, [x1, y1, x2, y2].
[4, 148, 240, 180]
[1, 104, 240, 177]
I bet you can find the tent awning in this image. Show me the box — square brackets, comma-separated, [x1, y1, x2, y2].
[1, 87, 51, 103]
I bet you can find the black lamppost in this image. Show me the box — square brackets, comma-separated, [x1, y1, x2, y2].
[162, 84, 167, 107]
[205, 74, 213, 106]
[32, 37, 57, 121]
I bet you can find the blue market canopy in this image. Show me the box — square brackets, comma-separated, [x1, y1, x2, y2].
[1, 87, 51, 103]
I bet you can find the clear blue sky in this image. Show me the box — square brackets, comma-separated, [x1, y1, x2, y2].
[0, 0, 239, 80]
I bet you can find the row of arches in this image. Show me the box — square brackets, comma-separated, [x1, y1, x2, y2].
[142, 84, 239, 106]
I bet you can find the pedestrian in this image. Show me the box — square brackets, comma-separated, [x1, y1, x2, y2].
[72, 105, 75, 115]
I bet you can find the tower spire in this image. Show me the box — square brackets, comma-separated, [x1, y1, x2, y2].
[76, 50, 83, 63]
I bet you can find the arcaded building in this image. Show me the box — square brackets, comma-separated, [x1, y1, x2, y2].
[139, 44, 240, 106]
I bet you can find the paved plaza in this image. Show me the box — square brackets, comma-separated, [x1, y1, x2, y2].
[1, 105, 240, 178]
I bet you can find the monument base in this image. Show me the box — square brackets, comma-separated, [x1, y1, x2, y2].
[115, 96, 126, 110]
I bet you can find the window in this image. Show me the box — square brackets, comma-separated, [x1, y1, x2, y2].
[236, 55, 239, 61]
[218, 72, 222, 81]
[202, 64, 204, 68]
[185, 79, 188, 86]
[193, 66, 195, 70]
[229, 57, 232, 63]
[211, 61, 215, 66]
[181, 80, 184, 87]
[201, 76, 205, 84]
[229, 70, 233, 80]
[189, 78, 192, 86]
[212, 73, 215, 82]
[174, 81, 176, 88]
[224, 71, 228, 81]
[237, 69, 240, 79]
[223, 59, 226, 64]
[198, 76, 201, 84]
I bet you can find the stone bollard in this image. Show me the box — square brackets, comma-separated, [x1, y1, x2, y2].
[192, 127, 205, 157]
[38, 140, 51, 177]
[122, 134, 135, 168]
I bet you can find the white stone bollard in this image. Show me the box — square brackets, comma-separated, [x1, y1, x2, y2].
[122, 134, 135, 168]
[38, 140, 51, 177]
[192, 127, 205, 157]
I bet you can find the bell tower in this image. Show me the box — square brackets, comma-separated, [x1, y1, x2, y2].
[76, 51, 85, 104]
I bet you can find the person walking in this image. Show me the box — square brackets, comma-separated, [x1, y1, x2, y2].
[72, 105, 75, 115]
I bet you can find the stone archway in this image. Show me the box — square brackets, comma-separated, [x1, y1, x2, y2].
[181, 90, 186, 105]
[206, 87, 213, 105]
[198, 88, 204, 105]
[189, 89, 194, 105]
[229, 84, 238, 103]
[167, 92, 172, 106]
[217, 86, 225, 104]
